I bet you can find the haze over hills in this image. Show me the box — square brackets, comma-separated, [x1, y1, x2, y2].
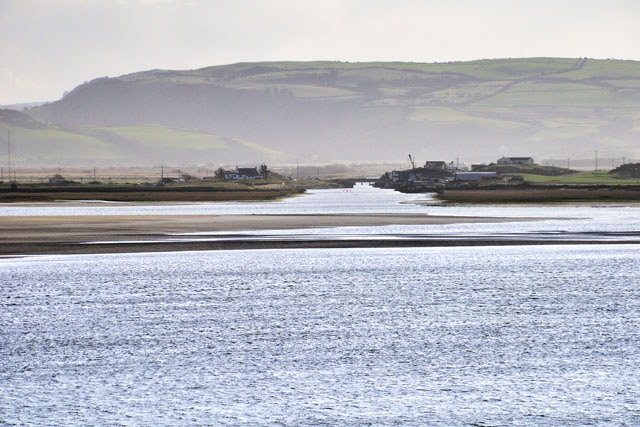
[2, 58, 640, 166]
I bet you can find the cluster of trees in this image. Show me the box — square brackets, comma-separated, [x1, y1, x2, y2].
[610, 163, 640, 178]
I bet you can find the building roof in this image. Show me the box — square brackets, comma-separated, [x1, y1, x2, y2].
[500, 156, 533, 160]
[236, 167, 262, 177]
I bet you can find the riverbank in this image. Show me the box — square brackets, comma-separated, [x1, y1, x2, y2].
[435, 188, 640, 203]
[0, 213, 541, 255]
[0, 186, 303, 202]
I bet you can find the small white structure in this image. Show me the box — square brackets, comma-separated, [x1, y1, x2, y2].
[455, 172, 497, 181]
[424, 161, 447, 170]
[445, 161, 469, 172]
[497, 157, 535, 165]
[225, 166, 264, 180]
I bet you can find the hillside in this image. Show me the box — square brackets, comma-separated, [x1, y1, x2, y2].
[8, 58, 640, 164]
[0, 109, 286, 165]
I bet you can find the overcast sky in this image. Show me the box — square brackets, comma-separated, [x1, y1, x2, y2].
[1, 0, 639, 104]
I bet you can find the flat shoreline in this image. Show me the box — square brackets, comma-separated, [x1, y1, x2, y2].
[436, 189, 640, 203]
[0, 188, 300, 203]
[1, 213, 548, 256]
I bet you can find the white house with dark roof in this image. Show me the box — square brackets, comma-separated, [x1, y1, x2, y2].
[224, 166, 264, 180]
[497, 156, 535, 165]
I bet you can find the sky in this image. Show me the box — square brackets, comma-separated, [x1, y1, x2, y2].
[1, 0, 639, 104]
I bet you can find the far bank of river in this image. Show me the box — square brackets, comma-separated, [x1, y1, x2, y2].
[0, 184, 304, 203]
[435, 187, 640, 203]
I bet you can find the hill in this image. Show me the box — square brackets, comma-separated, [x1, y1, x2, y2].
[0, 109, 286, 166]
[6, 58, 640, 165]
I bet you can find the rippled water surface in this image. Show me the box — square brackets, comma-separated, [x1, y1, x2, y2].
[2, 246, 640, 425]
[0, 185, 429, 216]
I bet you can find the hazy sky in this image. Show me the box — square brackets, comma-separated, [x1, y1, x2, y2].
[1, 0, 639, 104]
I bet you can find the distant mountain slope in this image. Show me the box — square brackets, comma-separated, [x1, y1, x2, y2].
[0, 109, 287, 165]
[26, 58, 640, 163]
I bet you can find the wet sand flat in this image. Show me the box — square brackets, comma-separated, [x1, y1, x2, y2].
[0, 213, 541, 255]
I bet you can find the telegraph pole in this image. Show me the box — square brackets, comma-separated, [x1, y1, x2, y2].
[594, 150, 598, 171]
[7, 130, 11, 182]
[567, 158, 570, 169]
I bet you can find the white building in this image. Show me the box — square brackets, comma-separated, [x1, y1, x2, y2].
[224, 166, 264, 180]
[445, 161, 469, 172]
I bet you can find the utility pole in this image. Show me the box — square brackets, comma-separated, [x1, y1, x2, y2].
[594, 150, 598, 171]
[161, 167, 164, 181]
[296, 163, 299, 181]
[623, 156, 626, 165]
[567, 158, 570, 169]
[7, 130, 11, 182]
[93, 166, 96, 181]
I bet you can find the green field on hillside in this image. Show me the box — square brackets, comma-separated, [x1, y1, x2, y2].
[0, 123, 121, 162]
[514, 171, 640, 185]
[409, 106, 527, 130]
[94, 125, 228, 150]
[0, 121, 289, 164]
[94, 125, 290, 162]
[476, 81, 615, 107]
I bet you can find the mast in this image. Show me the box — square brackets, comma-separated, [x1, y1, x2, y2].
[7, 130, 10, 182]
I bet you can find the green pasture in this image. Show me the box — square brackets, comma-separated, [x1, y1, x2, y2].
[95, 125, 227, 150]
[514, 171, 640, 185]
[0, 124, 121, 161]
[557, 59, 640, 80]
[95, 125, 287, 160]
[409, 106, 527, 130]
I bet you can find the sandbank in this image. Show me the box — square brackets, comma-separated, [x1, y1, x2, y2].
[1, 213, 547, 255]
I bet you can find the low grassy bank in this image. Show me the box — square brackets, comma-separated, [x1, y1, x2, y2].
[510, 171, 640, 185]
[0, 185, 303, 203]
[436, 188, 640, 203]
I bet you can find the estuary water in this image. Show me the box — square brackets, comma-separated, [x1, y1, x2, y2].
[0, 185, 429, 216]
[3, 183, 640, 240]
[2, 185, 640, 425]
[1, 246, 639, 425]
